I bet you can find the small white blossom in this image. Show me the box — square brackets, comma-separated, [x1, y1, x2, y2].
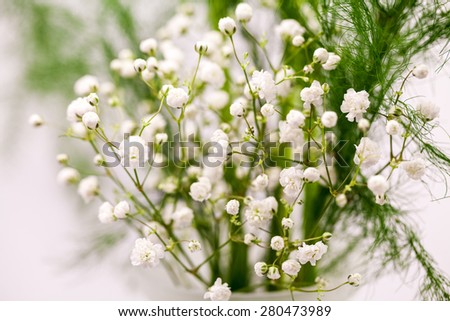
[348, 273, 362, 287]
[416, 101, 439, 121]
[292, 35, 305, 47]
[335, 194, 347, 208]
[235, 3, 253, 22]
[245, 197, 277, 228]
[300, 80, 324, 110]
[354, 137, 381, 169]
[172, 207, 194, 229]
[412, 64, 428, 79]
[279, 121, 303, 148]
[279, 167, 304, 197]
[270, 236, 285, 251]
[276, 19, 304, 40]
[98, 202, 115, 223]
[56, 153, 69, 165]
[296, 241, 328, 266]
[189, 177, 212, 202]
[194, 41, 209, 54]
[166, 87, 189, 108]
[188, 240, 202, 252]
[322, 53, 341, 71]
[286, 110, 306, 128]
[367, 175, 389, 205]
[282, 259, 301, 276]
[74, 75, 99, 96]
[133, 58, 147, 72]
[29, 114, 44, 127]
[66, 97, 95, 122]
[400, 158, 426, 180]
[267, 266, 281, 280]
[130, 238, 165, 268]
[82, 111, 100, 130]
[139, 38, 158, 55]
[146, 57, 159, 72]
[230, 100, 245, 117]
[385, 119, 403, 136]
[71, 122, 87, 138]
[93, 154, 104, 166]
[250, 70, 276, 102]
[261, 103, 275, 117]
[321, 111, 338, 128]
[86, 93, 99, 106]
[313, 48, 329, 64]
[340, 88, 370, 122]
[77, 176, 99, 203]
[204, 278, 231, 301]
[244, 233, 256, 245]
[57, 167, 80, 185]
[119, 135, 149, 168]
[114, 200, 130, 219]
[254, 262, 268, 277]
[218, 17, 236, 36]
[303, 167, 320, 183]
[226, 199, 240, 215]
[281, 217, 294, 229]
[358, 118, 370, 131]
[253, 174, 269, 189]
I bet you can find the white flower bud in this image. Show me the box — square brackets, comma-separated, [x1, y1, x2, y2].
[313, 48, 329, 64]
[416, 101, 439, 121]
[93, 154, 104, 166]
[74, 75, 99, 96]
[292, 35, 305, 47]
[244, 233, 256, 245]
[254, 262, 268, 277]
[253, 174, 269, 188]
[286, 110, 306, 128]
[267, 266, 281, 280]
[133, 58, 147, 72]
[86, 93, 99, 106]
[77, 176, 99, 203]
[218, 17, 236, 36]
[194, 41, 208, 54]
[114, 200, 130, 219]
[189, 177, 212, 202]
[281, 259, 301, 276]
[270, 236, 285, 251]
[322, 53, 341, 71]
[367, 175, 389, 205]
[385, 119, 403, 136]
[56, 153, 69, 165]
[166, 87, 189, 108]
[335, 194, 347, 208]
[399, 158, 426, 180]
[303, 167, 320, 183]
[348, 273, 362, 287]
[155, 133, 168, 144]
[261, 103, 275, 117]
[139, 38, 158, 55]
[146, 57, 159, 72]
[82, 111, 100, 130]
[281, 217, 294, 229]
[57, 167, 80, 185]
[412, 64, 428, 79]
[235, 3, 253, 22]
[226, 199, 240, 215]
[357, 118, 370, 131]
[188, 240, 202, 252]
[70, 122, 87, 138]
[230, 101, 245, 117]
[29, 114, 44, 127]
[98, 202, 115, 224]
[321, 111, 338, 128]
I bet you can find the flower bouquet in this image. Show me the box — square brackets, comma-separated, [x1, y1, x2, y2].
[33, 0, 450, 300]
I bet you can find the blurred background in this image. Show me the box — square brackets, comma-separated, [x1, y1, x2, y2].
[0, 0, 449, 300]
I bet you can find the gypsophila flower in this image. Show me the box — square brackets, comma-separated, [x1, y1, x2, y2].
[194, 41, 208, 54]
[56, 153, 69, 165]
[66, 97, 95, 122]
[335, 194, 347, 208]
[340, 88, 370, 122]
[400, 158, 426, 180]
[267, 266, 281, 280]
[282, 260, 301, 276]
[119, 135, 149, 168]
[296, 241, 328, 266]
[189, 177, 212, 202]
[367, 175, 389, 205]
[57, 167, 80, 185]
[354, 137, 381, 169]
[146, 57, 159, 72]
[114, 200, 130, 219]
[29, 114, 44, 127]
[226, 199, 240, 215]
[385, 119, 403, 136]
[279, 121, 303, 148]
[188, 240, 202, 252]
[250, 70, 276, 102]
[261, 103, 275, 117]
[300, 80, 324, 110]
[230, 100, 245, 117]
[245, 197, 277, 228]
[276, 19, 304, 40]
[98, 202, 115, 223]
[270, 236, 285, 251]
[172, 207, 194, 229]
[74, 75, 99, 96]
[348, 273, 362, 287]
[254, 174, 269, 189]
[321, 111, 338, 128]
[358, 118, 370, 131]
[218, 17, 236, 36]
[254, 262, 268, 277]
[82, 111, 100, 130]
[203, 278, 231, 301]
[77, 176, 99, 203]
[130, 238, 165, 268]
[303, 167, 320, 183]
[292, 35, 305, 47]
[286, 110, 306, 128]
[244, 233, 256, 245]
[166, 87, 189, 108]
[279, 167, 303, 197]
[281, 217, 294, 229]
[235, 3, 253, 22]
[93, 154, 103, 166]
[86, 93, 99, 106]
[416, 101, 439, 121]
[322, 53, 341, 71]
[133, 58, 147, 72]
[313, 48, 329, 64]
[412, 64, 428, 79]
[139, 38, 158, 55]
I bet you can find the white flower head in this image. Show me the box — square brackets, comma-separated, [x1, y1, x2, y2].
[303, 167, 320, 183]
[254, 262, 268, 277]
[77, 176, 99, 203]
[203, 278, 231, 301]
[235, 3, 253, 22]
[282, 259, 301, 276]
[313, 48, 329, 64]
[244, 197, 277, 228]
[348, 273, 362, 287]
[250, 70, 276, 102]
[253, 173, 269, 189]
[399, 157, 426, 180]
[172, 207, 194, 229]
[82, 111, 100, 130]
[416, 101, 439, 121]
[57, 167, 80, 185]
[261, 103, 275, 117]
[354, 137, 381, 169]
[98, 202, 115, 223]
[189, 177, 212, 202]
[74, 75, 99, 96]
[119, 135, 149, 168]
[340, 88, 370, 122]
[281, 217, 294, 229]
[67, 97, 95, 123]
[300, 80, 324, 110]
[412, 64, 428, 79]
[166, 87, 189, 108]
[188, 240, 202, 253]
[114, 200, 130, 219]
[244, 233, 256, 245]
[56, 153, 69, 165]
[357, 118, 370, 131]
[279, 167, 304, 197]
[321, 111, 338, 128]
[29, 114, 44, 127]
[292, 35, 305, 47]
[385, 119, 403, 136]
[139, 38, 158, 55]
[267, 266, 281, 280]
[218, 17, 236, 36]
[226, 199, 240, 215]
[270, 236, 285, 251]
[130, 238, 165, 268]
[296, 241, 328, 266]
[276, 19, 305, 40]
[322, 53, 341, 71]
[367, 175, 389, 205]
[335, 194, 347, 208]
[230, 100, 245, 117]
[286, 110, 306, 128]
[133, 58, 147, 73]
[194, 41, 209, 54]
